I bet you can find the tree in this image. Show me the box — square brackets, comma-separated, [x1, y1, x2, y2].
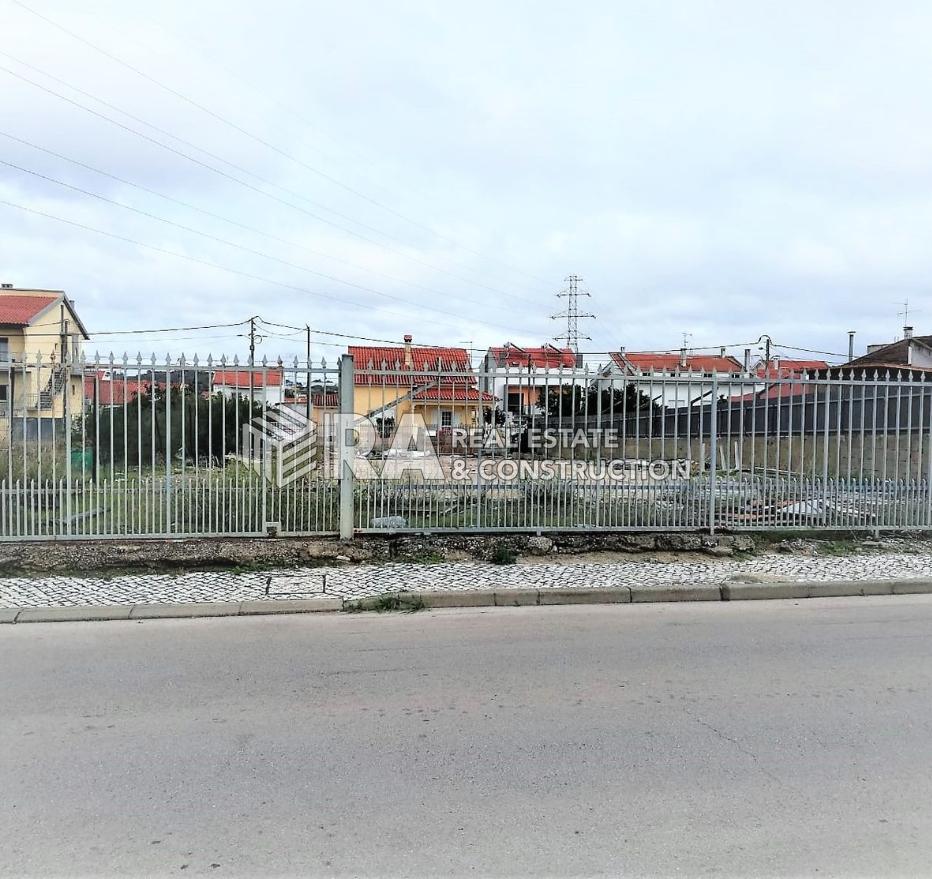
[537, 383, 657, 418]
[80, 387, 266, 470]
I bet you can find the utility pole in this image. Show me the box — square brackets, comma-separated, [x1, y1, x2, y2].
[758, 334, 772, 367]
[306, 325, 312, 423]
[551, 275, 595, 354]
[59, 302, 66, 363]
[248, 316, 257, 422]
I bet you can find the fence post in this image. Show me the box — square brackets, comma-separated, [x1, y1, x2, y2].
[63, 350, 73, 537]
[338, 354, 355, 540]
[708, 372, 718, 534]
[926, 380, 932, 527]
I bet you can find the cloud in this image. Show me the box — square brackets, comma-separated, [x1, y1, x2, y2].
[1, 0, 931, 363]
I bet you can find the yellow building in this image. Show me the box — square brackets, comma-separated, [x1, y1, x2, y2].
[0, 285, 90, 437]
[348, 335, 494, 432]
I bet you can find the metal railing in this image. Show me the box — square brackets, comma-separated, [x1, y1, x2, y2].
[2, 351, 931, 540]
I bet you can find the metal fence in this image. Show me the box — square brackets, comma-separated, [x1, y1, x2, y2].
[2, 351, 931, 540]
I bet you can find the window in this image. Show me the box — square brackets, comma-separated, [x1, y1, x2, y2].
[507, 391, 522, 414]
[441, 410, 453, 427]
[0, 384, 7, 401]
[0, 337, 8, 362]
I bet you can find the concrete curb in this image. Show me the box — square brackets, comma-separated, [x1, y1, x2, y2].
[4, 579, 932, 624]
[4, 598, 343, 624]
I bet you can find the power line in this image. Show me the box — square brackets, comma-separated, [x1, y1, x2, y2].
[772, 343, 847, 358]
[0, 130, 537, 311]
[10, 0, 552, 291]
[0, 197, 530, 336]
[1, 158, 538, 320]
[0, 61, 543, 305]
[23, 319, 253, 337]
[0, 48, 471, 274]
[257, 319, 456, 348]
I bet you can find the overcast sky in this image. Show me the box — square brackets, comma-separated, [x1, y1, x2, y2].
[1, 0, 930, 364]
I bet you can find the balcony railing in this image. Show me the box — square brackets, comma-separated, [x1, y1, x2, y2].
[22, 394, 54, 411]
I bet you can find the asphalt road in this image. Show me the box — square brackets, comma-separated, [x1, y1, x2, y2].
[3, 597, 932, 878]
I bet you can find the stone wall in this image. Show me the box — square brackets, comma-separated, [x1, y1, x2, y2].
[0, 531, 761, 575]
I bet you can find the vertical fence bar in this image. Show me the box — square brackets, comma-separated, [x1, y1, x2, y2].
[708, 372, 718, 534]
[339, 354, 355, 540]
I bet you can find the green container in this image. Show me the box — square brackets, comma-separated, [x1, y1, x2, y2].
[70, 449, 94, 472]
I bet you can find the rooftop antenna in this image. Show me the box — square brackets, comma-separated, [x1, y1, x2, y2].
[679, 332, 692, 368]
[458, 340, 475, 367]
[898, 299, 916, 338]
[551, 274, 595, 353]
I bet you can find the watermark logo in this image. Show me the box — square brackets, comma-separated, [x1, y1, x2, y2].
[245, 411, 445, 485]
[243, 407, 319, 485]
[450, 458, 691, 482]
[246, 409, 690, 485]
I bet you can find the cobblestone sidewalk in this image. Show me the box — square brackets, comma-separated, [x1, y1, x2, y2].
[2, 551, 932, 608]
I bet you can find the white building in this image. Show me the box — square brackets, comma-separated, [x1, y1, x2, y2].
[211, 367, 285, 406]
[599, 350, 755, 408]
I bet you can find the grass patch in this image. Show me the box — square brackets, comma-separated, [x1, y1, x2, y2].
[489, 544, 518, 565]
[401, 550, 445, 564]
[817, 539, 861, 556]
[344, 592, 426, 613]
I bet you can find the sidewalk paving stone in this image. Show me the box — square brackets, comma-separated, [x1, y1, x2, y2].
[3, 550, 932, 609]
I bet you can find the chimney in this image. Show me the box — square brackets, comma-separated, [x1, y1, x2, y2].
[743, 348, 751, 372]
[719, 346, 726, 358]
[848, 330, 856, 362]
[904, 325, 914, 340]
[403, 333, 413, 369]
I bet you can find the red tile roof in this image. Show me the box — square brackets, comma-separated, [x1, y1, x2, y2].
[488, 343, 576, 369]
[612, 352, 743, 373]
[291, 392, 338, 407]
[731, 382, 812, 402]
[0, 293, 58, 326]
[348, 344, 473, 386]
[756, 359, 828, 378]
[412, 387, 495, 403]
[212, 369, 284, 388]
[83, 373, 157, 405]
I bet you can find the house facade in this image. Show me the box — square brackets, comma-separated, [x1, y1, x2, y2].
[349, 335, 494, 432]
[211, 368, 285, 406]
[831, 327, 932, 376]
[600, 349, 750, 408]
[0, 285, 90, 437]
[480, 343, 579, 421]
